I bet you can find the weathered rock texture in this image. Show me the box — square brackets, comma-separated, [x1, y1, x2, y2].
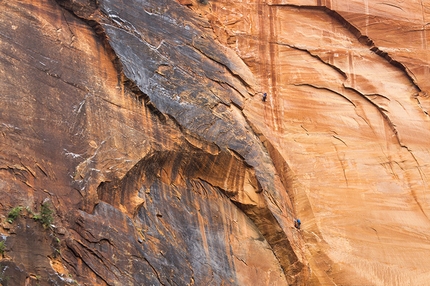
[0, 0, 430, 285]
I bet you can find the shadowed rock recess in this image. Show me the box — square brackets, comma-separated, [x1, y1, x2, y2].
[1, 0, 430, 285]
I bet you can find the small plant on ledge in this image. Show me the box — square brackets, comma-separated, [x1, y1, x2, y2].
[7, 206, 23, 223]
[0, 240, 5, 256]
[33, 202, 54, 229]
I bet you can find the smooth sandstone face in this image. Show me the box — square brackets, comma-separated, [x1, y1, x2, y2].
[1, 0, 430, 285]
[201, 0, 430, 284]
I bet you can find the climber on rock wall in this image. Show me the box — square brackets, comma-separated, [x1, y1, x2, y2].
[294, 219, 301, 230]
[262, 93, 267, 102]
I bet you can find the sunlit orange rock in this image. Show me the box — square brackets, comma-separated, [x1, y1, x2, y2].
[1, 0, 430, 285]
[198, 0, 430, 284]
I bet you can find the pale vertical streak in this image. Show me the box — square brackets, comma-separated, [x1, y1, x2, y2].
[268, 5, 281, 132]
[420, 0, 427, 50]
[364, 0, 369, 35]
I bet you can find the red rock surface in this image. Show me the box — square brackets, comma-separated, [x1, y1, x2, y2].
[1, 0, 430, 285]
[202, 0, 430, 284]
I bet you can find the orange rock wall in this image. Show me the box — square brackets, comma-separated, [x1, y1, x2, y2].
[196, 0, 430, 284]
[1, 0, 430, 285]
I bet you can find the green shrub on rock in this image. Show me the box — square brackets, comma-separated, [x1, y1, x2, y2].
[7, 206, 22, 223]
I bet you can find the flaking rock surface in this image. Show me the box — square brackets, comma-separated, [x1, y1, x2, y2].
[1, 0, 430, 285]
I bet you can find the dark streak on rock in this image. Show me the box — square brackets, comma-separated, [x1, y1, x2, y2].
[277, 42, 348, 79]
[294, 83, 356, 107]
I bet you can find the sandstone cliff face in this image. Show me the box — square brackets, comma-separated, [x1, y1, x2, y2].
[0, 0, 429, 285]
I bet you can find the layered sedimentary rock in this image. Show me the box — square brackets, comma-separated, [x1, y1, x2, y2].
[1, 0, 430, 285]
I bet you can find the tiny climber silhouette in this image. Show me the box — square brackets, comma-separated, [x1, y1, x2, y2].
[294, 218, 301, 230]
[262, 93, 267, 102]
